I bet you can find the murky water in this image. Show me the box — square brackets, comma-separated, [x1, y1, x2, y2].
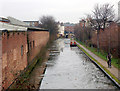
[39, 39, 118, 89]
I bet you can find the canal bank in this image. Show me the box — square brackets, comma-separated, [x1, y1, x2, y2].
[40, 38, 118, 89]
[75, 41, 120, 89]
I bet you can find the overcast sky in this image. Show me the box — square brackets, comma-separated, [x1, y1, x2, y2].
[0, 0, 119, 23]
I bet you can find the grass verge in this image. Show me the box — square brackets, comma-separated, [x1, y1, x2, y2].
[75, 39, 120, 69]
[77, 44, 120, 85]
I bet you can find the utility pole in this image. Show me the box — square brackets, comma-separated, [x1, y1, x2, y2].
[97, 25, 100, 53]
[108, 22, 112, 54]
[97, 30, 100, 53]
[82, 19, 86, 44]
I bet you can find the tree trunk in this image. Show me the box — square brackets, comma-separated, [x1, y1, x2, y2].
[108, 28, 111, 54]
[97, 30, 100, 53]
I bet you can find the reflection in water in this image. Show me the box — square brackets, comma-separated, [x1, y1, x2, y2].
[39, 39, 118, 89]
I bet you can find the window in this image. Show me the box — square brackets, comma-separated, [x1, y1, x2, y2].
[30, 42, 32, 49]
[33, 41, 35, 48]
[21, 45, 23, 56]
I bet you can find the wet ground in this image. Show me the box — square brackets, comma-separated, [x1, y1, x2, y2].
[39, 38, 118, 89]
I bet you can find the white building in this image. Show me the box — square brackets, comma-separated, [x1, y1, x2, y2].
[58, 23, 65, 36]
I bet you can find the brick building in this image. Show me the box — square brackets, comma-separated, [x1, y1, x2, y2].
[2, 31, 28, 89]
[64, 23, 75, 33]
[27, 28, 49, 64]
[24, 21, 39, 27]
[0, 20, 49, 89]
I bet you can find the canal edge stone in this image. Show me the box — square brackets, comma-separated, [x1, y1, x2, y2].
[76, 43, 120, 89]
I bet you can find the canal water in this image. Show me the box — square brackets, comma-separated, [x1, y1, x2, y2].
[39, 39, 118, 89]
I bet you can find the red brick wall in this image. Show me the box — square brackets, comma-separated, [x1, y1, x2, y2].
[1, 30, 49, 89]
[91, 23, 119, 56]
[0, 33, 2, 91]
[27, 31, 49, 64]
[2, 31, 28, 89]
[65, 26, 74, 32]
[118, 25, 120, 57]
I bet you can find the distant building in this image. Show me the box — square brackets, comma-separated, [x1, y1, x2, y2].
[0, 17, 44, 31]
[63, 23, 75, 33]
[24, 21, 39, 27]
[58, 23, 65, 36]
[79, 19, 86, 27]
[0, 17, 10, 23]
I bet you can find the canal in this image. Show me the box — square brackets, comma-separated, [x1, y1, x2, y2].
[39, 38, 118, 89]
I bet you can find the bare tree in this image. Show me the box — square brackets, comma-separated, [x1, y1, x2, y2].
[39, 15, 58, 36]
[74, 18, 93, 45]
[100, 4, 115, 30]
[92, 3, 115, 52]
[74, 24, 83, 42]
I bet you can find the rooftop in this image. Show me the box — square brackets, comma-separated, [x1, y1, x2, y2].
[0, 16, 47, 31]
[7, 16, 29, 26]
[24, 21, 39, 22]
[63, 23, 75, 26]
[0, 22, 27, 31]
